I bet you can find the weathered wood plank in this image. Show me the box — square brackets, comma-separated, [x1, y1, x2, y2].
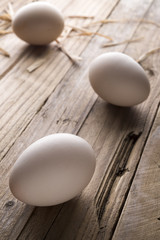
[110, 4, 160, 237]
[42, 0, 160, 239]
[112, 106, 160, 240]
[0, 0, 157, 239]
[0, 0, 121, 239]
[0, 0, 116, 161]
[0, 0, 72, 77]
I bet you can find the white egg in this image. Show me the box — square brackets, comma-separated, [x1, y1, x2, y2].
[9, 134, 96, 206]
[89, 52, 150, 107]
[12, 2, 64, 45]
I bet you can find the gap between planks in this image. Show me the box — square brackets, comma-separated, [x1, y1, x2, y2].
[112, 101, 160, 240]
[108, 101, 160, 240]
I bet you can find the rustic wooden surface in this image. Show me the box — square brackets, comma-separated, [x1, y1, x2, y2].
[0, 0, 160, 239]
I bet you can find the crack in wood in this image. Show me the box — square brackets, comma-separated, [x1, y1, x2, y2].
[94, 131, 142, 223]
[146, 68, 155, 76]
[116, 167, 129, 176]
[5, 200, 15, 208]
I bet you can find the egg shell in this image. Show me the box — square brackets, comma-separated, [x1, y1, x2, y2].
[12, 2, 64, 45]
[89, 52, 150, 107]
[9, 134, 96, 206]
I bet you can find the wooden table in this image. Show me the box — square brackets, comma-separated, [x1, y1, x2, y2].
[0, 0, 160, 239]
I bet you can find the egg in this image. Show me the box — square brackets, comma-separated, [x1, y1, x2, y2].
[89, 52, 150, 107]
[9, 134, 96, 206]
[12, 2, 64, 45]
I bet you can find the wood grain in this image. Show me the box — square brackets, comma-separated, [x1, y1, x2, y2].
[0, 0, 72, 77]
[0, 0, 120, 239]
[0, 0, 160, 239]
[0, 0, 118, 161]
[42, 0, 160, 239]
[112, 105, 160, 240]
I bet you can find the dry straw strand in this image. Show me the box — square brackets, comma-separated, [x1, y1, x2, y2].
[0, 2, 13, 22]
[0, 47, 10, 57]
[7, 2, 14, 20]
[27, 59, 46, 73]
[137, 47, 160, 63]
[66, 15, 94, 19]
[59, 27, 73, 42]
[0, 13, 12, 22]
[102, 37, 143, 47]
[56, 40, 82, 64]
[83, 18, 160, 28]
[0, 30, 12, 35]
[0, 3, 13, 36]
[137, 18, 160, 28]
[66, 24, 112, 40]
[84, 18, 125, 27]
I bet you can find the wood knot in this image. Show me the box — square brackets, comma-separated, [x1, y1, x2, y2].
[116, 167, 129, 176]
[146, 68, 155, 76]
[62, 118, 70, 124]
[5, 201, 15, 208]
[94, 131, 141, 222]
